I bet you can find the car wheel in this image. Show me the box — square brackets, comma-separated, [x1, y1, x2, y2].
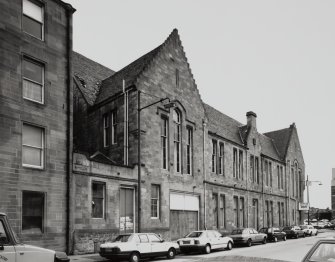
[283, 236, 287, 241]
[204, 244, 211, 254]
[129, 252, 140, 262]
[315, 232, 318, 236]
[295, 234, 299, 239]
[227, 241, 233, 250]
[262, 237, 267, 244]
[303, 233, 306, 238]
[247, 239, 252, 247]
[273, 237, 278, 242]
[167, 248, 176, 259]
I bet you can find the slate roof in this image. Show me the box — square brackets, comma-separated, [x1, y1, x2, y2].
[73, 52, 115, 105]
[264, 127, 292, 159]
[203, 103, 244, 146]
[259, 134, 282, 160]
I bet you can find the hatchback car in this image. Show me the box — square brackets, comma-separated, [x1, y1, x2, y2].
[301, 239, 335, 262]
[300, 225, 318, 236]
[229, 228, 267, 247]
[259, 227, 287, 242]
[282, 226, 305, 239]
[99, 233, 180, 262]
[177, 230, 233, 254]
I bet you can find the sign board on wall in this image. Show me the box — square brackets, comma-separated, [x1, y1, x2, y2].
[299, 202, 310, 210]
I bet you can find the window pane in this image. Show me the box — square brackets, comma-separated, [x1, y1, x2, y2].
[22, 146, 42, 166]
[151, 185, 158, 198]
[23, 80, 43, 102]
[23, 0, 43, 22]
[22, 191, 44, 234]
[23, 59, 43, 84]
[23, 124, 42, 147]
[92, 182, 105, 218]
[22, 15, 42, 39]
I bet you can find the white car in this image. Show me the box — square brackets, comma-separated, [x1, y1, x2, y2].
[0, 212, 69, 262]
[300, 225, 318, 236]
[99, 233, 180, 262]
[177, 230, 233, 254]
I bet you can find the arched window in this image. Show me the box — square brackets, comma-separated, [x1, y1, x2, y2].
[173, 109, 181, 173]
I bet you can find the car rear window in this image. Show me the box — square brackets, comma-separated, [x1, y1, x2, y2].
[114, 235, 131, 242]
[186, 231, 203, 238]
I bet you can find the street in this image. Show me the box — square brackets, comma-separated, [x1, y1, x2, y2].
[70, 230, 335, 262]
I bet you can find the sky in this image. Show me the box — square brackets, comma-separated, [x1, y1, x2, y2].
[64, 0, 335, 209]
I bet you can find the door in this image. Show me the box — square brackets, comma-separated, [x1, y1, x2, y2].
[169, 193, 199, 240]
[120, 188, 135, 233]
[137, 234, 151, 256]
[148, 234, 165, 254]
[0, 219, 15, 262]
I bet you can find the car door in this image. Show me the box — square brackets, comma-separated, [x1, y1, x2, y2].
[252, 229, 260, 242]
[0, 219, 15, 262]
[138, 234, 151, 256]
[148, 234, 165, 255]
[214, 231, 226, 249]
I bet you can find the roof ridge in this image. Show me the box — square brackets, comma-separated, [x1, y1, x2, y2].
[203, 103, 243, 126]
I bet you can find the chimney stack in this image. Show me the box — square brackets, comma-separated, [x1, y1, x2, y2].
[246, 111, 257, 130]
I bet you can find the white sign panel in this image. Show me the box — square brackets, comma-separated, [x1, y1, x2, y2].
[299, 202, 310, 210]
[170, 193, 199, 211]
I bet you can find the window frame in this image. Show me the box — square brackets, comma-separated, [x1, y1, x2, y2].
[22, 0, 44, 41]
[22, 122, 45, 169]
[22, 56, 45, 104]
[161, 116, 168, 170]
[211, 140, 217, 173]
[173, 109, 181, 173]
[150, 184, 160, 219]
[233, 148, 238, 178]
[91, 181, 106, 219]
[218, 143, 224, 175]
[186, 127, 193, 175]
[220, 194, 226, 228]
[111, 110, 117, 145]
[103, 113, 110, 148]
[21, 190, 45, 234]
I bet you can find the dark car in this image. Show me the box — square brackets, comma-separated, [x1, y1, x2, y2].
[301, 239, 335, 262]
[259, 227, 287, 242]
[282, 226, 305, 239]
[229, 228, 267, 247]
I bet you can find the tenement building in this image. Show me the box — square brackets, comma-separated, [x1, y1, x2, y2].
[0, 0, 75, 252]
[72, 29, 305, 253]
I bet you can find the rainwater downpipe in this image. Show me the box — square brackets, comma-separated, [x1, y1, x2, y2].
[203, 119, 207, 229]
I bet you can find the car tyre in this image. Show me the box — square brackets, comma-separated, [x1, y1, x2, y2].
[283, 236, 287, 241]
[227, 241, 233, 250]
[315, 232, 318, 236]
[303, 233, 306, 238]
[273, 237, 278, 242]
[129, 252, 140, 262]
[204, 244, 211, 254]
[167, 248, 176, 259]
[247, 239, 252, 247]
[262, 237, 267, 244]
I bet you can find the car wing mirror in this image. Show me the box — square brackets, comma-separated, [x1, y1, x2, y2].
[160, 240, 165, 243]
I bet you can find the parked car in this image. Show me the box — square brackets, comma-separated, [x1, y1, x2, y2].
[99, 233, 180, 262]
[229, 228, 267, 247]
[282, 226, 305, 239]
[258, 227, 287, 242]
[0, 212, 70, 262]
[300, 225, 318, 236]
[177, 230, 233, 254]
[301, 238, 335, 262]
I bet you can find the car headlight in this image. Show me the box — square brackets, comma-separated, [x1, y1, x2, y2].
[54, 251, 70, 262]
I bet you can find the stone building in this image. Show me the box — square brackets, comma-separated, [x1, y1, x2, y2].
[332, 168, 335, 213]
[0, 0, 75, 252]
[72, 29, 305, 254]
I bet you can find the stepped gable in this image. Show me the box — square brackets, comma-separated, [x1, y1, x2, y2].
[95, 29, 195, 105]
[264, 127, 292, 159]
[73, 51, 114, 105]
[203, 103, 244, 146]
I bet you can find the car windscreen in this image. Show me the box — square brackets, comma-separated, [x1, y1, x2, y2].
[283, 227, 292, 230]
[113, 235, 131, 242]
[231, 229, 243, 235]
[259, 228, 267, 233]
[186, 232, 203, 238]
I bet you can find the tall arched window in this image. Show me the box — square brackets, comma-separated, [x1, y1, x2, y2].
[173, 109, 181, 173]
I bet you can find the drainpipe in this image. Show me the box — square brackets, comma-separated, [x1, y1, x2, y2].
[65, 5, 75, 255]
[246, 150, 249, 227]
[123, 80, 129, 165]
[202, 119, 207, 230]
